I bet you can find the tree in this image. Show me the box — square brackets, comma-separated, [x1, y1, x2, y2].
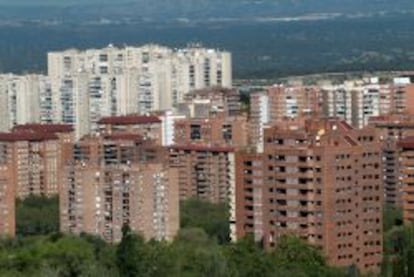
[172, 228, 229, 277]
[180, 198, 230, 244]
[0, 226, 349, 276]
[272, 236, 326, 268]
[0, 234, 99, 276]
[16, 195, 59, 237]
[116, 225, 148, 277]
[41, 236, 97, 276]
[79, 233, 119, 276]
[271, 236, 346, 277]
[383, 205, 403, 232]
[225, 235, 274, 277]
[383, 224, 414, 277]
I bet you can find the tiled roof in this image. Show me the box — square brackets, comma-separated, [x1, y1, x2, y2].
[13, 124, 73, 133]
[0, 131, 58, 142]
[169, 144, 234, 152]
[103, 133, 144, 141]
[98, 115, 161, 125]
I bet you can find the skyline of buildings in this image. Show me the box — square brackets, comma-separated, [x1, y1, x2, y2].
[2, 44, 414, 273]
[48, 44, 231, 139]
[0, 44, 232, 139]
[250, 77, 414, 152]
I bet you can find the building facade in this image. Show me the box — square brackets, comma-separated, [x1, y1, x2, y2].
[397, 137, 414, 224]
[176, 87, 241, 117]
[0, 74, 51, 132]
[250, 78, 414, 151]
[369, 115, 414, 207]
[60, 134, 179, 243]
[48, 44, 232, 139]
[173, 114, 248, 148]
[0, 124, 73, 198]
[234, 119, 383, 273]
[168, 144, 236, 204]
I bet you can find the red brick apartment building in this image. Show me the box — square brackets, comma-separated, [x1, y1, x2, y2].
[60, 133, 179, 243]
[173, 113, 248, 148]
[266, 85, 322, 121]
[0, 124, 73, 198]
[0, 124, 73, 238]
[168, 144, 236, 204]
[234, 118, 383, 273]
[397, 137, 414, 224]
[369, 115, 414, 207]
[171, 91, 247, 202]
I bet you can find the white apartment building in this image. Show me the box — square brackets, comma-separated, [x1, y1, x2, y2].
[249, 77, 414, 147]
[48, 44, 232, 139]
[0, 74, 51, 132]
[160, 110, 186, 146]
[249, 92, 269, 152]
[321, 78, 392, 128]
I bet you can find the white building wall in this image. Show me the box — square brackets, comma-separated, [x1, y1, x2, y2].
[161, 110, 185, 146]
[0, 76, 9, 131]
[257, 94, 269, 153]
[0, 44, 232, 138]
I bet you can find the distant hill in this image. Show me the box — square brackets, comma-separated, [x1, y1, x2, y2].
[0, 12, 414, 78]
[1, 0, 414, 21]
[0, 1, 414, 78]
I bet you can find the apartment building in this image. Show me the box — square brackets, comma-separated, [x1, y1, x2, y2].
[0, 124, 73, 198]
[97, 113, 189, 147]
[160, 110, 186, 146]
[266, 85, 322, 121]
[173, 113, 248, 148]
[321, 78, 414, 128]
[369, 114, 414, 207]
[250, 79, 414, 149]
[391, 78, 414, 114]
[60, 134, 179, 243]
[249, 85, 322, 151]
[168, 144, 236, 204]
[48, 44, 232, 138]
[176, 87, 241, 117]
[0, 140, 16, 238]
[0, 74, 51, 131]
[397, 137, 414, 224]
[249, 91, 270, 152]
[321, 79, 392, 128]
[234, 118, 383, 273]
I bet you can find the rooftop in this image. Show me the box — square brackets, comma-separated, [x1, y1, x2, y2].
[98, 115, 161, 125]
[13, 124, 74, 133]
[187, 87, 237, 97]
[103, 133, 144, 142]
[169, 144, 234, 153]
[0, 131, 58, 142]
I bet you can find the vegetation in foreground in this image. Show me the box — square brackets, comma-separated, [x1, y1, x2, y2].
[10, 196, 414, 276]
[16, 195, 59, 237]
[7, 196, 346, 276]
[0, 230, 347, 277]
